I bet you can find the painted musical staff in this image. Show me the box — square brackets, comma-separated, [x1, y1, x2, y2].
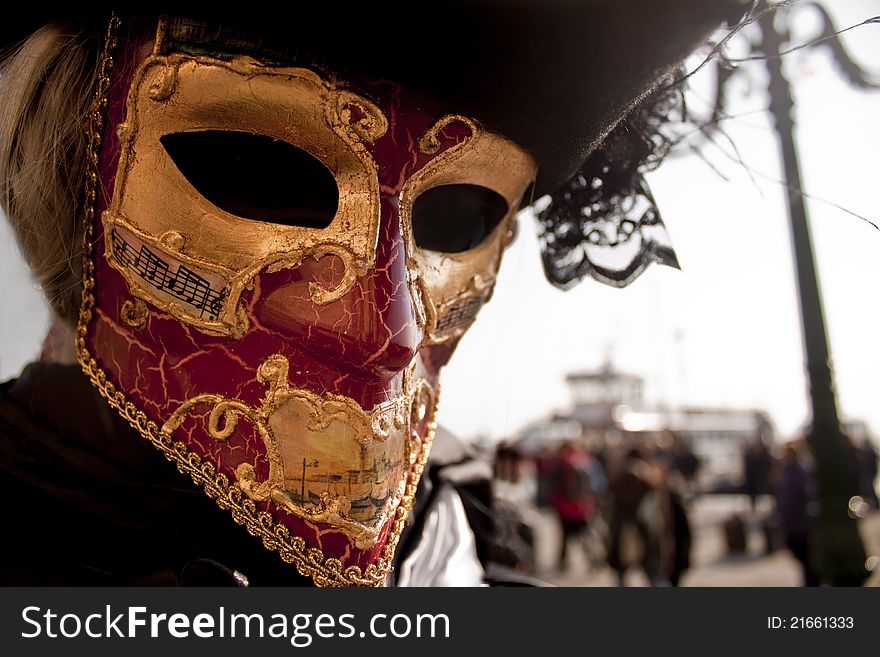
[435, 295, 484, 332]
[110, 227, 228, 320]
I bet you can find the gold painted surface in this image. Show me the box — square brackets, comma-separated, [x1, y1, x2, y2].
[76, 16, 438, 587]
[104, 40, 387, 337]
[119, 299, 148, 329]
[162, 354, 435, 549]
[401, 115, 537, 343]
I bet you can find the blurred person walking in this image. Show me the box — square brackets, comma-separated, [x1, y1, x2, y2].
[606, 447, 692, 586]
[774, 442, 820, 587]
[656, 430, 701, 501]
[743, 437, 773, 512]
[546, 442, 603, 572]
[606, 447, 663, 585]
[658, 467, 692, 587]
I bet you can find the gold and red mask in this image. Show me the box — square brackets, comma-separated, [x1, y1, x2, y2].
[77, 16, 536, 585]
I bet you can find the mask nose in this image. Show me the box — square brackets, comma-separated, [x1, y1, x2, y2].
[257, 196, 423, 380]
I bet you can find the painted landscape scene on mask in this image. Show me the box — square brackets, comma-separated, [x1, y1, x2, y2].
[269, 395, 408, 526]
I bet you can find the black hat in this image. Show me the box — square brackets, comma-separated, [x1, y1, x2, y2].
[1, 1, 747, 194]
[2, 1, 749, 287]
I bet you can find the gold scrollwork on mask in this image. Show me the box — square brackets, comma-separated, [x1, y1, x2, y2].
[104, 39, 389, 338]
[417, 114, 477, 156]
[326, 90, 389, 154]
[400, 115, 538, 343]
[161, 354, 434, 549]
[119, 298, 148, 329]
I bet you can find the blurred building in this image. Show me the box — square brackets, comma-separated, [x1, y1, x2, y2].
[516, 363, 775, 492]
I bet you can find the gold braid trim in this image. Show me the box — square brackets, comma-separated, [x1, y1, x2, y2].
[75, 15, 438, 588]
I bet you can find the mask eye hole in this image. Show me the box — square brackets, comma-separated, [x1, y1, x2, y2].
[411, 184, 510, 253]
[160, 130, 339, 228]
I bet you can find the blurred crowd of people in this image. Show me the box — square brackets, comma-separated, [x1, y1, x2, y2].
[493, 432, 699, 586]
[491, 430, 879, 587]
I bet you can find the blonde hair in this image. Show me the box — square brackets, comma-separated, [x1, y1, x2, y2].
[0, 24, 98, 327]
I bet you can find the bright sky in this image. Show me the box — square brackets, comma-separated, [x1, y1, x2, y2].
[439, 0, 880, 444]
[2, 1, 879, 446]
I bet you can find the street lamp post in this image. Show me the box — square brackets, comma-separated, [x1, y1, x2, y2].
[755, 1, 867, 585]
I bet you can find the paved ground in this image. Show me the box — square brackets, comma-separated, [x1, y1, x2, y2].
[528, 494, 880, 587]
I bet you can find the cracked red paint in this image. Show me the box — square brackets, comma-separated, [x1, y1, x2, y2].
[85, 23, 480, 577]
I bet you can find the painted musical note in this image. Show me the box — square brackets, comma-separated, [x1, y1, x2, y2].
[135, 245, 173, 290]
[110, 227, 228, 320]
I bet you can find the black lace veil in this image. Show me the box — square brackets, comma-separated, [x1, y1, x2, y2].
[537, 74, 687, 289]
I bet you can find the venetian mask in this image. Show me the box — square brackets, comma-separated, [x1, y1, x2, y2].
[78, 16, 536, 585]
